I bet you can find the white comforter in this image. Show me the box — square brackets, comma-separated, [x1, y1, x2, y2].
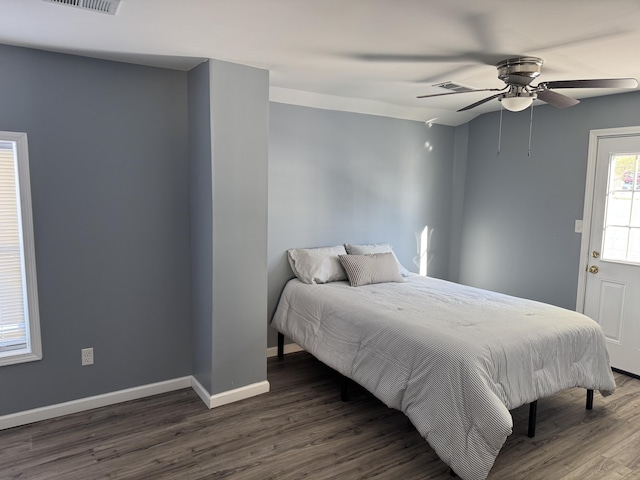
[271, 275, 616, 480]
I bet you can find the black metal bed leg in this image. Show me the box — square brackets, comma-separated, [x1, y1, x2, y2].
[340, 375, 350, 402]
[586, 389, 594, 410]
[528, 400, 537, 438]
[277, 332, 284, 359]
[450, 467, 457, 477]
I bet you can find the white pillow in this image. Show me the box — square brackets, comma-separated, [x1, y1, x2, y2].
[344, 243, 411, 276]
[338, 253, 404, 287]
[287, 245, 348, 284]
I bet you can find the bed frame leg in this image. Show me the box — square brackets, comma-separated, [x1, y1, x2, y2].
[528, 400, 537, 438]
[450, 467, 457, 477]
[586, 389, 594, 410]
[277, 332, 284, 360]
[340, 375, 350, 402]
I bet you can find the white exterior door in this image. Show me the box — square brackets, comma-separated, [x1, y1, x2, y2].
[580, 130, 640, 377]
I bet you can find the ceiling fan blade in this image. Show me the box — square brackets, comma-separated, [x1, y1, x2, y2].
[537, 89, 580, 109]
[348, 51, 520, 66]
[463, 13, 498, 54]
[457, 93, 504, 112]
[533, 28, 630, 57]
[351, 53, 486, 64]
[541, 78, 638, 90]
[417, 87, 504, 99]
[412, 65, 478, 84]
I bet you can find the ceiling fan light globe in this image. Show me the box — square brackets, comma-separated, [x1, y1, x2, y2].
[501, 96, 534, 112]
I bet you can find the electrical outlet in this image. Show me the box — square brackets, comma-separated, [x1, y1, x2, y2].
[81, 347, 94, 366]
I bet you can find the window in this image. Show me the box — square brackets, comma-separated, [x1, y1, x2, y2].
[602, 154, 640, 263]
[0, 131, 41, 366]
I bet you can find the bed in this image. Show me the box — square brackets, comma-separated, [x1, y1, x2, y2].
[271, 248, 615, 480]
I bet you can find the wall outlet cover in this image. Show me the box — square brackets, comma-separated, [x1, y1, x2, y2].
[81, 347, 94, 366]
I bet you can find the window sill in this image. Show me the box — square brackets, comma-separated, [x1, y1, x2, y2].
[0, 350, 42, 367]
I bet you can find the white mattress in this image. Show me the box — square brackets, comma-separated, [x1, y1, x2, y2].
[271, 274, 615, 480]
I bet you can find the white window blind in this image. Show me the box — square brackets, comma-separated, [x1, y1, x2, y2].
[0, 142, 28, 352]
[0, 132, 41, 366]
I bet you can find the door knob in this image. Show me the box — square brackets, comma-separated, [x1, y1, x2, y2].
[588, 265, 599, 274]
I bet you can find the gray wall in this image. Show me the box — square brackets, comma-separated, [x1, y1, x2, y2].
[268, 103, 456, 346]
[189, 58, 270, 397]
[188, 61, 213, 393]
[7, 38, 635, 415]
[448, 124, 469, 284]
[458, 90, 640, 309]
[0, 45, 192, 416]
[210, 60, 269, 394]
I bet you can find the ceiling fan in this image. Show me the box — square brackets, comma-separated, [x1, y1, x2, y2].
[417, 57, 638, 112]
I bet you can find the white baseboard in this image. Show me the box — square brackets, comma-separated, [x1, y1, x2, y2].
[0, 343, 305, 430]
[266, 342, 304, 358]
[209, 381, 270, 408]
[0, 375, 272, 430]
[0, 376, 192, 431]
[191, 376, 270, 409]
[190, 376, 212, 408]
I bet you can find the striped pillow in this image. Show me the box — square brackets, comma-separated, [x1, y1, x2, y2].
[344, 243, 411, 276]
[338, 253, 404, 287]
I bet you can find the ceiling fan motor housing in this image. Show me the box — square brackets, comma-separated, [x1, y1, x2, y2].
[496, 57, 543, 86]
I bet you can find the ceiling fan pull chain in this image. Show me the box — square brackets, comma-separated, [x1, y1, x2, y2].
[528, 103, 534, 157]
[497, 104, 503, 156]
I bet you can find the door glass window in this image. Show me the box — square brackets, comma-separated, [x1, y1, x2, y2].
[602, 154, 640, 263]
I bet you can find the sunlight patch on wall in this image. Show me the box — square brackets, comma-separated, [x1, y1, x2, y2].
[415, 225, 433, 276]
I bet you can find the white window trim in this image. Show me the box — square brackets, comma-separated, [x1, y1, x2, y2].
[0, 131, 42, 366]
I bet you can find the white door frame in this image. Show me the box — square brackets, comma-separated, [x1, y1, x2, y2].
[576, 125, 640, 313]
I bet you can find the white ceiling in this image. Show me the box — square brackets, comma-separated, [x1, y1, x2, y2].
[2, 0, 640, 126]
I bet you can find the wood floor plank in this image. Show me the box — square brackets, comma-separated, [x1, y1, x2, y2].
[558, 455, 632, 480]
[0, 351, 639, 480]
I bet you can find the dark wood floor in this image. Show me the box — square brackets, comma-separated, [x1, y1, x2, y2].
[1, 352, 639, 480]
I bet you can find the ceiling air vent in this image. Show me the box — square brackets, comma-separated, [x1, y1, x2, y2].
[432, 81, 475, 93]
[43, 0, 120, 15]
